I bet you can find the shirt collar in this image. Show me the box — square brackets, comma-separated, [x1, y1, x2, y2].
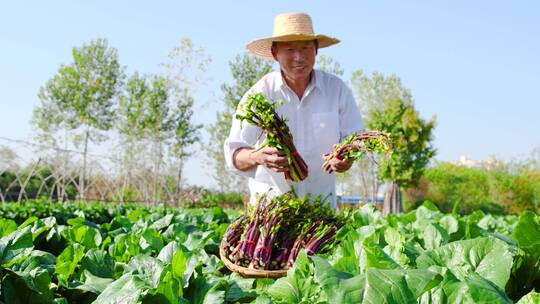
[276, 69, 321, 95]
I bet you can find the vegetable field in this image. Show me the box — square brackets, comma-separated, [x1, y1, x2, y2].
[0, 200, 538, 303]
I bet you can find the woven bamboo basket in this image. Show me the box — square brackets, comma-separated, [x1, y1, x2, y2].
[219, 240, 288, 279]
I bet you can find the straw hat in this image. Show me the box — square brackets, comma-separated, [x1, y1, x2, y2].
[246, 12, 340, 59]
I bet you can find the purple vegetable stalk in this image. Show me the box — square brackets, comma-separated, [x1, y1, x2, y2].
[252, 211, 281, 269]
[272, 232, 295, 270]
[287, 220, 321, 266]
[304, 226, 337, 256]
[231, 207, 262, 266]
[223, 215, 247, 254]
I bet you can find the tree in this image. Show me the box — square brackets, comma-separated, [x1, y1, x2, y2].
[117, 72, 201, 204]
[529, 146, 540, 171]
[347, 70, 420, 205]
[171, 87, 201, 198]
[367, 91, 436, 215]
[131, 75, 174, 204]
[116, 73, 156, 202]
[114, 38, 205, 204]
[316, 54, 344, 76]
[0, 146, 18, 172]
[118, 73, 149, 139]
[351, 70, 415, 120]
[346, 70, 436, 213]
[33, 38, 124, 199]
[161, 38, 207, 199]
[117, 73, 175, 204]
[206, 54, 273, 192]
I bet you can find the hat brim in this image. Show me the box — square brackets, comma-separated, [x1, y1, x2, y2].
[246, 34, 340, 59]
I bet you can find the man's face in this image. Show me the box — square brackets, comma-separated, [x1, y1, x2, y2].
[272, 40, 317, 82]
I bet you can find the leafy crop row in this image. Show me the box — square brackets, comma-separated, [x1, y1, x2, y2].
[0, 200, 538, 303]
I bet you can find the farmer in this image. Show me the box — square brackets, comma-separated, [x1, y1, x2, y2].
[224, 12, 363, 207]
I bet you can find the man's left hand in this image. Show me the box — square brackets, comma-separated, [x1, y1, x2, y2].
[323, 156, 353, 173]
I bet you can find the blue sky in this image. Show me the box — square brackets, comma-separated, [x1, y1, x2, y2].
[1, 1, 539, 188]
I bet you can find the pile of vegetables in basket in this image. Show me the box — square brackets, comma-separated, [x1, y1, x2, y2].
[236, 93, 308, 182]
[221, 192, 345, 270]
[322, 130, 391, 173]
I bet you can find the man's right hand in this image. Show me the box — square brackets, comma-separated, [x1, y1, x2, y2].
[250, 147, 290, 173]
[233, 147, 289, 173]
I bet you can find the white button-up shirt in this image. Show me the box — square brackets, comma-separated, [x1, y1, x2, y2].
[223, 69, 364, 207]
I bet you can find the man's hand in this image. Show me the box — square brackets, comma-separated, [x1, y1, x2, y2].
[233, 147, 289, 173]
[251, 147, 290, 173]
[323, 144, 353, 173]
[323, 156, 353, 173]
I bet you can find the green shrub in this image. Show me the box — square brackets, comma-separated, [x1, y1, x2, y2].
[405, 162, 539, 214]
[182, 188, 245, 209]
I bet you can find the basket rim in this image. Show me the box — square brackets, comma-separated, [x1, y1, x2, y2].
[219, 241, 288, 278]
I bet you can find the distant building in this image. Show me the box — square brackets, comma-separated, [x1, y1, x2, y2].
[455, 155, 504, 170]
[336, 195, 384, 209]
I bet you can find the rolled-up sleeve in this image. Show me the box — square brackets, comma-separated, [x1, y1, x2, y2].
[223, 94, 263, 178]
[338, 85, 364, 141]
